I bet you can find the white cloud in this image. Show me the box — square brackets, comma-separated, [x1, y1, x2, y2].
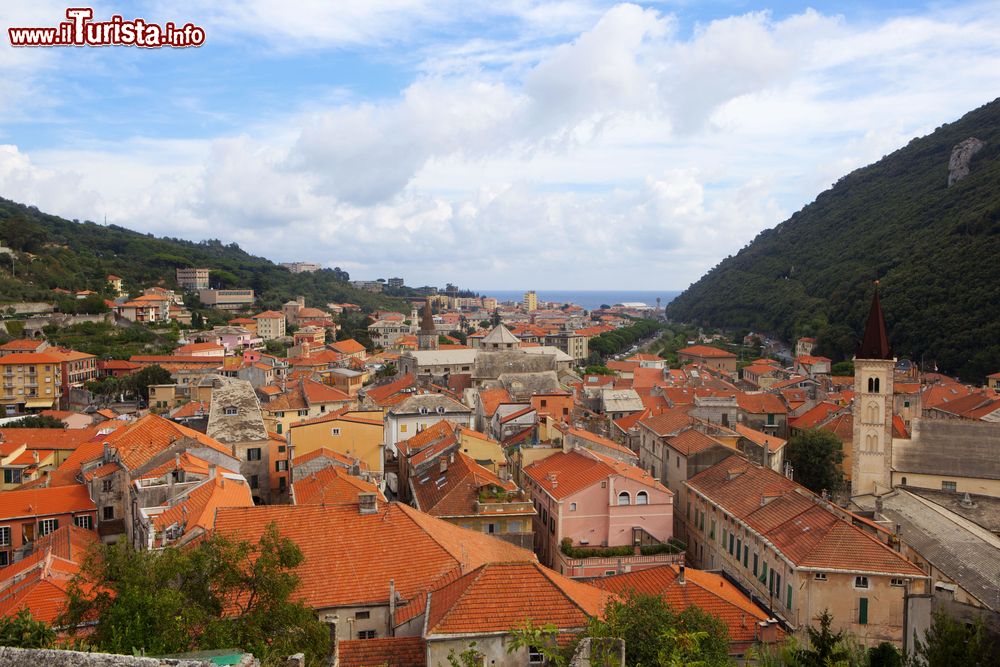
[4, 2, 1000, 289]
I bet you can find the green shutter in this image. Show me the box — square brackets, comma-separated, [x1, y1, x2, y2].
[859, 598, 868, 625]
[787, 584, 793, 610]
[743, 545, 749, 568]
[753, 554, 758, 576]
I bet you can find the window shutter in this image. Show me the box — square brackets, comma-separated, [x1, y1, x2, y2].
[859, 598, 868, 625]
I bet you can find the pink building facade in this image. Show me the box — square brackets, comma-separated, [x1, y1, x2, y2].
[523, 447, 676, 579]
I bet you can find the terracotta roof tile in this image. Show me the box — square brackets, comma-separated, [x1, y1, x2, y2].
[638, 409, 695, 436]
[339, 637, 426, 667]
[212, 503, 534, 609]
[102, 414, 232, 471]
[0, 484, 95, 520]
[291, 466, 384, 506]
[735, 392, 788, 415]
[678, 345, 737, 359]
[411, 452, 516, 517]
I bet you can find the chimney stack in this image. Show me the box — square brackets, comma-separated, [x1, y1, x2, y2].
[358, 492, 377, 515]
[208, 463, 217, 480]
[678, 564, 686, 585]
[439, 456, 448, 474]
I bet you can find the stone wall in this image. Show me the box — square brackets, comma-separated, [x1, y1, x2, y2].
[0, 647, 258, 667]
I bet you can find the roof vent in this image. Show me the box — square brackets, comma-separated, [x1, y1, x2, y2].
[726, 467, 744, 481]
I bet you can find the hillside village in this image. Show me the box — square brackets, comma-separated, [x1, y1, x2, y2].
[0, 263, 996, 665]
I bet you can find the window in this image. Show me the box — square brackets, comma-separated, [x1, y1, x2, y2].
[942, 481, 957, 492]
[617, 491, 631, 506]
[709, 519, 716, 540]
[331, 428, 341, 436]
[355, 611, 370, 620]
[854, 576, 869, 589]
[247, 448, 262, 461]
[275, 460, 288, 472]
[0, 527, 9, 547]
[787, 583, 793, 610]
[74, 516, 93, 530]
[224, 406, 238, 416]
[743, 544, 749, 568]
[419, 407, 429, 415]
[636, 491, 648, 505]
[549, 517, 555, 534]
[250, 475, 259, 489]
[814, 572, 827, 581]
[3, 469, 22, 485]
[767, 413, 775, 425]
[0, 551, 7, 567]
[484, 523, 497, 534]
[601, 481, 606, 488]
[891, 578, 906, 587]
[759, 561, 768, 584]
[278, 445, 286, 453]
[276, 423, 283, 434]
[904, 400, 910, 408]
[358, 630, 376, 640]
[528, 647, 545, 664]
[676, 456, 680, 468]
[569, 502, 577, 511]
[102, 479, 113, 492]
[858, 598, 868, 625]
[867, 377, 880, 393]
[103, 506, 114, 520]
[38, 519, 59, 536]
[400, 424, 408, 433]
[901, 476, 907, 486]
[540, 399, 547, 407]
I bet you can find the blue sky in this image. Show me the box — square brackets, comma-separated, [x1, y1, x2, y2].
[2, 1, 1000, 289]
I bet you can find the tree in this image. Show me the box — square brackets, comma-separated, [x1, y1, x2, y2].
[60, 523, 329, 664]
[7, 414, 66, 429]
[831, 360, 855, 376]
[785, 429, 844, 494]
[126, 364, 173, 401]
[912, 609, 997, 667]
[795, 610, 848, 667]
[0, 608, 56, 648]
[867, 641, 903, 667]
[584, 592, 731, 667]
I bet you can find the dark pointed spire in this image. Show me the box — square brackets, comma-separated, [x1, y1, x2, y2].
[856, 281, 892, 360]
[420, 299, 435, 333]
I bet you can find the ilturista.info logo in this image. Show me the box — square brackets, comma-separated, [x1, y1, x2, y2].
[8, 7, 205, 48]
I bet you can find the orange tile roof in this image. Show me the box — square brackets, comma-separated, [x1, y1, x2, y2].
[426, 561, 609, 636]
[339, 637, 426, 667]
[605, 360, 640, 374]
[524, 449, 664, 501]
[0, 352, 65, 365]
[301, 378, 352, 404]
[175, 342, 225, 355]
[0, 426, 106, 452]
[411, 452, 516, 517]
[789, 402, 842, 429]
[151, 474, 254, 541]
[291, 447, 368, 470]
[678, 345, 737, 359]
[638, 409, 695, 436]
[397, 420, 457, 457]
[593, 565, 781, 650]
[102, 414, 232, 471]
[291, 466, 384, 506]
[170, 400, 211, 419]
[735, 392, 788, 415]
[0, 484, 96, 520]
[0, 559, 82, 623]
[363, 375, 417, 406]
[666, 429, 728, 456]
[733, 423, 786, 451]
[212, 503, 535, 609]
[566, 426, 637, 459]
[687, 456, 924, 576]
[477, 387, 512, 417]
[330, 339, 367, 355]
[0, 339, 47, 351]
[253, 310, 285, 319]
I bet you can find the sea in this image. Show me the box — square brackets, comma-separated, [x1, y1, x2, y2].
[479, 290, 681, 312]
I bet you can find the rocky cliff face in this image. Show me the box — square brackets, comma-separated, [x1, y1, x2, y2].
[948, 137, 985, 186]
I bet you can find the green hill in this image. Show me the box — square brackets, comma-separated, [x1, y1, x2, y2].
[665, 97, 1000, 383]
[0, 197, 406, 313]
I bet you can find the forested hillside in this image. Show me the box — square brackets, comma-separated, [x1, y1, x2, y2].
[665, 97, 1000, 382]
[0, 198, 405, 312]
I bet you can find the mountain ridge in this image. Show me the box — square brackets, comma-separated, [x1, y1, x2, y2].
[665, 97, 1000, 382]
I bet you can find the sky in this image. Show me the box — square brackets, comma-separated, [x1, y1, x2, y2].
[2, 2, 1000, 290]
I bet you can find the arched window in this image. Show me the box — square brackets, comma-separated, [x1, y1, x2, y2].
[866, 403, 879, 423]
[867, 377, 880, 393]
[636, 491, 649, 505]
[617, 491, 631, 506]
[901, 477, 907, 486]
[866, 434, 878, 451]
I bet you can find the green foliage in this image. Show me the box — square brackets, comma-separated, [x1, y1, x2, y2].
[88, 364, 173, 402]
[665, 98, 1000, 383]
[831, 361, 855, 376]
[264, 339, 288, 356]
[60, 523, 329, 665]
[796, 610, 848, 667]
[0, 608, 56, 648]
[44, 321, 174, 359]
[508, 621, 569, 667]
[584, 365, 615, 376]
[0, 197, 405, 313]
[785, 429, 845, 494]
[586, 592, 732, 667]
[6, 414, 66, 428]
[912, 609, 997, 667]
[867, 641, 903, 667]
[447, 641, 486, 667]
[374, 362, 397, 380]
[588, 320, 664, 359]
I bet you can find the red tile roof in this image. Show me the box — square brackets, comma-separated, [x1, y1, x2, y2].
[789, 402, 842, 430]
[102, 414, 232, 471]
[411, 452, 516, 518]
[212, 503, 535, 609]
[291, 447, 368, 471]
[330, 339, 367, 355]
[291, 466, 384, 506]
[666, 429, 728, 456]
[0, 484, 96, 521]
[151, 474, 254, 542]
[733, 424, 786, 451]
[363, 374, 416, 406]
[735, 392, 788, 415]
[678, 345, 737, 359]
[687, 456, 924, 576]
[425, 561, 609, 635]
[593, 565, 782, 651]
[638, 409, 695, 436]
[339, 637, 426, 667]
[523, 448, 666, 501]
[478, 387, 512, 417]
[566, 426, 637, 459]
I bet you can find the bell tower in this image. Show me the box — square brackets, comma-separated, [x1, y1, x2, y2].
[851, 282, 895, 496]
[417, 299, 438, 351]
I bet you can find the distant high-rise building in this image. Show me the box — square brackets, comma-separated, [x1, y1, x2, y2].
[176, 267, 210, 291]
[388, 277, 405, 289]
[281, 262, 322, 274]
[523, 290, 538, 312]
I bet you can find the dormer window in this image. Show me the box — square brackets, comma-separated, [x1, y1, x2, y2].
[419, 407, 429, 415]
[224, 406, 238, 416]
[436, 406, 446, 414]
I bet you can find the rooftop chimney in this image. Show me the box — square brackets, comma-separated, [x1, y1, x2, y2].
[358, 491, 378, 515]
[678, 564, 686, 585]
[32, 450, 39, 464]
[208, 463, 217, 480]
[439, 456, 448, 474]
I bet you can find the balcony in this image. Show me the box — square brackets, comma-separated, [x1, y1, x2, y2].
[557, 535, 686, 579]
